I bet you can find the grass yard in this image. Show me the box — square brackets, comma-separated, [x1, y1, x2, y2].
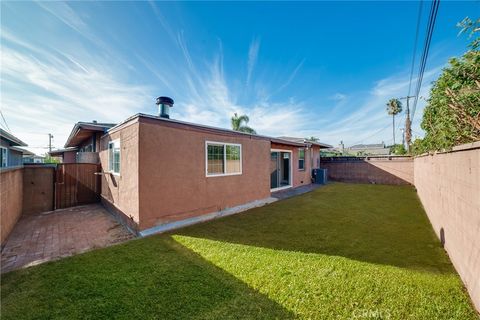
[1, 183, 477, 319]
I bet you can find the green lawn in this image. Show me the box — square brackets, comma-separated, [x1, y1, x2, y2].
[1, 183, 477, 319]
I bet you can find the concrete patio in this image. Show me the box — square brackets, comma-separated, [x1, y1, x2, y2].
[1, 204, 134, 273]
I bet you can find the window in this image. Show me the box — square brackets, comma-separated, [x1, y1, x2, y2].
[298, 148, 305, 170]
[206, 142, 242, 176]
[0, 147, 7, 167]
[108, 140, 120, 174]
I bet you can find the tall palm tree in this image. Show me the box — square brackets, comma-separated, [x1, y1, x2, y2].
[231, 113, 256, 134]
[386, 98, 403, 145]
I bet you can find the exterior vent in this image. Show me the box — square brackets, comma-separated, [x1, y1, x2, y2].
[156, 96, 174, 119]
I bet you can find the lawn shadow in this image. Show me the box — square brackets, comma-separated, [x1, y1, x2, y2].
[0, 235, 295, 319]
[173, 183, 454, 274]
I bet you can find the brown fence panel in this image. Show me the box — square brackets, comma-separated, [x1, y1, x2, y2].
[55, 163, 101, 209]
[23, 166, 55, 215]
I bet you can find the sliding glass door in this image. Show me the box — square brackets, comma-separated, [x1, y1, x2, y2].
[270, 151, 291, 190]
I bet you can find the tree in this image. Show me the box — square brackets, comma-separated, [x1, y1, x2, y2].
[390, 144, 407, 155]
[43, 155, 60, 164]
[231, 113, 256, 134]
[305, 136, 319, 142]
[386, 98, 403, 145]
[413, 17, 480, 154]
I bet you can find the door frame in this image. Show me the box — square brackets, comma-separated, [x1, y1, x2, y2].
[270, 149, 292, 192]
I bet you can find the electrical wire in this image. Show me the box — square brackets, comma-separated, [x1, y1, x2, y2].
[350, 122, 392, 147]
[411, 0, 440, 122]
[408, 0, 424, 98]
[0, 110, 11, 132]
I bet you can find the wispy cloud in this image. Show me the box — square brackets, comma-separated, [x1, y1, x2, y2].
[246, 37, 260, 86]
[1, 1, 446, 155]
[1, 31, 152, 154]
[330, 93, 347, 102]
[269, 58, 305, 98]
[314, 66, 443, 145]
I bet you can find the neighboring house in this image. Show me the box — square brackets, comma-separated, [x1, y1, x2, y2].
[49, 121, 116, 163]
[347, 143, 391, 156]
[49, 147, 78, 163]
[23, 152, 45, 164]
[0, 128, 28, 168]
[97, 98, 331, 235]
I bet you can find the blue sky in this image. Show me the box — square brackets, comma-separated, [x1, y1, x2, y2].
[1, 1, 478, 154]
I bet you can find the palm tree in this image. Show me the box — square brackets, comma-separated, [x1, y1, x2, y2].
[386, 98, 403, 145]
[231, 113, 256, 134]
[306, 136, 319, 142]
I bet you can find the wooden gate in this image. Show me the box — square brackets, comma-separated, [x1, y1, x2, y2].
[55, 163, 101, 209]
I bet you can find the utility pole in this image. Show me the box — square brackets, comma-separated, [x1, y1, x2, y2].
[48, 133, 53, 153]
[399, 96, 415, 153]
[400, 128, 405, 146]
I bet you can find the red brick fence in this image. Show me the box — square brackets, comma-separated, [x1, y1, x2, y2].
[321, 142, 480, 311]
[414, 142, 480, 311]
[320, 156, 414, 185]
[1, 164, 101, 245]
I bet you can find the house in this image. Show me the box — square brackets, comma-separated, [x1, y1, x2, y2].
[22, 152, 45, 164]
[0, 129, 28, 168]
[97, 97, 331, 235]
[347, 143, 390, 156]
[49, 121, 116, 163]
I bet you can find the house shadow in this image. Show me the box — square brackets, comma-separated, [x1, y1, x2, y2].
[173, 183, 454, 274]
[0, 236, 294, 319]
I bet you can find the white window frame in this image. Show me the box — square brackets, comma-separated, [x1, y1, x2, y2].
[0, 147, 7, 168]
[108, 140, 121, 176]
[205, 141, 242, 177]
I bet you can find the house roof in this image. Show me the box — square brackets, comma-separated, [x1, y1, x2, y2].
[64, 122, 116, 148]
[0, 128, 27, 147]
[349, 143, 386, 149]
[10, 146, 35, 156]
[49, 147, 78, 156]
[108, 113, 310, 147]
[276, 136, 333, 149]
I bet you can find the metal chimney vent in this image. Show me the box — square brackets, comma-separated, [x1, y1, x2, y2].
[156, 96, 174, 119]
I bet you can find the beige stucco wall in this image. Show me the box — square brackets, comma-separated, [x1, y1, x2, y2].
[0, 168, 23, 244]
[137, 118, 271, 230]
[414, 144, 480, 311]
[99, 120, 140, 228]
[320, 157, 414, 185]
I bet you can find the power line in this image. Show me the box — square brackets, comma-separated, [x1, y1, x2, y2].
[350, 122, 391, 147]
[408, 0, 424, 98]
[411, 0, 441, 122]
[0, 110, 11, 132]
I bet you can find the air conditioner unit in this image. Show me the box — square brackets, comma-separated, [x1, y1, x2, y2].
[312, 168, 328, 184]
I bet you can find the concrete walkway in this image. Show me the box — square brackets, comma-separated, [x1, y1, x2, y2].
[1, 204, 134, 273]
[271, 184, 323, 200]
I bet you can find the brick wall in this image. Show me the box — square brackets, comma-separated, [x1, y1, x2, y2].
[320, 156, 414, 185]
[0, 168, 23, 245]
[414, 142, 480, 311]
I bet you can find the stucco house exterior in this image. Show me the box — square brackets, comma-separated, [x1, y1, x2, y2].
[0, 129, 28, 168]
[49, 121, 115, 163]
[97, 98, 331, 235]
